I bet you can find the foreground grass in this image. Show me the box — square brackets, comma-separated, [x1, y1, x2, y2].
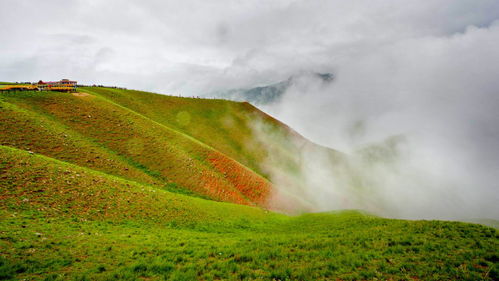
[1, 211, 497, 281]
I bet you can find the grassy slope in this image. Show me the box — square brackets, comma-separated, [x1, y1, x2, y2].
[76, 87, 343, 211]
[0, 88, 340, 210]
[1, 145, 497, 281]
[0, 90, 272, 206]
[78, 87, 303, 178]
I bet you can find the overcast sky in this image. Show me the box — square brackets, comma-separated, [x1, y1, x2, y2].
[2, 0, 499, 219]
[1, 0, 498, 93]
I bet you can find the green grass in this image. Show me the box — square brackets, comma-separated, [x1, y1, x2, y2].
[1, 88, 498, 280]
[0, 90, 277, 206]
[2, 211, 496, 281]
[0, 88, 339, 209]
[78, 87, 300, 178]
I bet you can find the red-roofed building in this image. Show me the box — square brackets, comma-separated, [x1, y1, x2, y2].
[36, 79, 77, 92]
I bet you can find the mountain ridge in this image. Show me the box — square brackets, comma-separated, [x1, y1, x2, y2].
[211, 72, 334, 105]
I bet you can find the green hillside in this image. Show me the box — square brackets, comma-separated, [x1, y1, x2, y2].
[0, 89, 279, 206]
[1, 88, 497, 280]
[0, 88, 341, 211]
[77, 87, 306, 179]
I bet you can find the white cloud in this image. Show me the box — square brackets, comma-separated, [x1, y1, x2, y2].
[2, 0, 498, 92]
[259, 21, 499, 220]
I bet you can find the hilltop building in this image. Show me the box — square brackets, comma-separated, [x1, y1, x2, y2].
[0, 79, 77, 92]
[37, 79, 77, 92]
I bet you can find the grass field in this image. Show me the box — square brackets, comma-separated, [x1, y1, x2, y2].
[3, 211, 497, 281]
[0, 89, 282, 206]
[1, 88, 498, 280]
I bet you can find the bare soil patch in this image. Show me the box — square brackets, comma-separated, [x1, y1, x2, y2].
[72, 92, 91, 97]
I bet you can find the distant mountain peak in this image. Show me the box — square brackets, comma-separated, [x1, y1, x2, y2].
[212, 72, 334, 105]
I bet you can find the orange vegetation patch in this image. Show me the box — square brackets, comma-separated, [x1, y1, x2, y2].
[207, 151, 272, 207]
[198, 170, 251, 206]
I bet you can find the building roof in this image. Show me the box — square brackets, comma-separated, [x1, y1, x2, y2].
[37, 79, 77, 84]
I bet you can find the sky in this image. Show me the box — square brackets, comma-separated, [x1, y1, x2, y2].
[1, 0, 499, 220]
[1, 0, 498, 94]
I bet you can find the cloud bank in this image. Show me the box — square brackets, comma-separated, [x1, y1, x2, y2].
[258, 23, 499, 220]
[2, 0, 498, 93]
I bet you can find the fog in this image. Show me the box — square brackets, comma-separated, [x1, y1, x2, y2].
[257, 25, 499, 219]
[1, 0, 498, 220]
